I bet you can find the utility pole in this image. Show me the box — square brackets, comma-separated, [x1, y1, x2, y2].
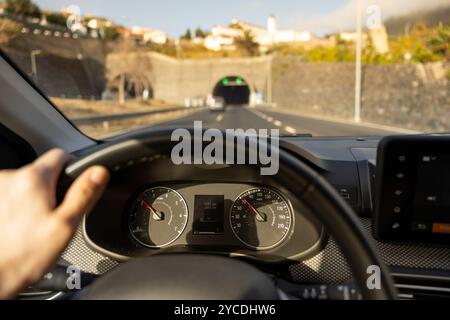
[30, 50, 42, 82]
[267, 55, 272, 106]
[354, 0, 362, 123]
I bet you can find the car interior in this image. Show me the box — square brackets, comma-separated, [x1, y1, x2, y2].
[1, 49, 449, 301]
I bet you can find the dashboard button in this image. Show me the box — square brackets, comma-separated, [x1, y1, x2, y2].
[392, 223, 400, 229]
[393, 206, 401, 213]
[333, 185, 358, 206]
[396, 172, 405, 179]
[398, 155, 406, 162]
[413, 222, 430, 232]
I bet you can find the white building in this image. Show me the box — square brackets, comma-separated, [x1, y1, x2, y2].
[204, 25, 241, 50]
[204, 15, 311, 51]
[130, 26, 168, 44]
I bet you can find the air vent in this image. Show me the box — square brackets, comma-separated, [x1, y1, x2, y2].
[393, 272, 450, 300]
[396, 284, 450, 300]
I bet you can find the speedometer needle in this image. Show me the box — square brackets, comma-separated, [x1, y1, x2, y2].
[242, 197, 267, 222]
[138, 197, 164, 221]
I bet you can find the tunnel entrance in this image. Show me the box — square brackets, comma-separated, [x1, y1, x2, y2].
[212, 76, 250, 105]
[110, 74, 153, 101]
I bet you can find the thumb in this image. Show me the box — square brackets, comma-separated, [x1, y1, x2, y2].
[55, 166, 109, 226]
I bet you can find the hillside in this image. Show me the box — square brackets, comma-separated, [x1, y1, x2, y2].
[385, 5, 450, 35]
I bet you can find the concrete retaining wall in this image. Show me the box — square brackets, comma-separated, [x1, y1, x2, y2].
[3, 34, 108, 98]
[272, 57, 450, 132]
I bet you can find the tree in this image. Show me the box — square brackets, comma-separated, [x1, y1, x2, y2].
[5, 0, 41, 18]
[103, 26, 119, 40]
[181, 28, 192, 40]
[194, 27, 207, 38]
[427, 25, 450, 60]
[0, 18, 22, 44]
[46, 12, 67, 26]
[235, 30, 259, 56]
[107, 47, 154, 104]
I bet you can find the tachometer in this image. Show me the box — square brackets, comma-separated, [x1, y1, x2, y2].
[230, 188, 293, 250]
[128, 187, 188, 248]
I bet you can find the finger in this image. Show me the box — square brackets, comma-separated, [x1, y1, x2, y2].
[32, 149, 72, 188]
[54, 166, 109, 225]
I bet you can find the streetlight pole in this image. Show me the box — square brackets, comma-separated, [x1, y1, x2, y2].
[267, 55, 272, 106]
[30, 50, 42, 82]
[354, 0, 362, 123]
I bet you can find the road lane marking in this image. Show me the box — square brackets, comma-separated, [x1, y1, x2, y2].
[261, 108, 420, 134]
[284, 126, 297, 134]
[216, 114, 223, 122]
[249, 108, 296, 134]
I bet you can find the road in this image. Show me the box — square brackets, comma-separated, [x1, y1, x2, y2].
[150, 106, 400, 136]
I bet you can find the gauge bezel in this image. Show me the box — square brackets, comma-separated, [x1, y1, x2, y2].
[128, 186, 189, 248]
[229, 187, 295, 250]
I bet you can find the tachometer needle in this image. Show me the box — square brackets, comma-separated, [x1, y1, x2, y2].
[242, 197, 267, 222]
[138, 197, 164, 221]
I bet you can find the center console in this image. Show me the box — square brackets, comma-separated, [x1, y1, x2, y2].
[373, 135, 450, 244]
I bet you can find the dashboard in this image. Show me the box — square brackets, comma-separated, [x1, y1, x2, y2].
[64, 134, 450, 299]
[83, 158, 323, 263]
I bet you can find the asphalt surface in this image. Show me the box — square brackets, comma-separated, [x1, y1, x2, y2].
[150, 106, 398, 136]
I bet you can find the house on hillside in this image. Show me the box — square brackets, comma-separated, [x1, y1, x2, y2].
[130, 26, 168, 44]
[203, 15, 311, 52]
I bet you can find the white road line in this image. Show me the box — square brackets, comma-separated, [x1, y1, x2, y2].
[264, 108, 420, 134]
[284, 126, 297, 134]
[216, 114, 223, 122]
[249, 108, 291, 132]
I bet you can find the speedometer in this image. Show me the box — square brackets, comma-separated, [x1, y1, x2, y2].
[128, 187, 188, 248]
[230, 188, 293, 250]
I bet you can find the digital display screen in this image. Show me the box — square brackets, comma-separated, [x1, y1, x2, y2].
[193, 195, 224, 234]
[412, 154, 450, 234]
[374, 136, 450, 244]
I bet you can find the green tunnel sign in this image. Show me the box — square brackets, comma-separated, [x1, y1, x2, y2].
[221, 77, 245, 86]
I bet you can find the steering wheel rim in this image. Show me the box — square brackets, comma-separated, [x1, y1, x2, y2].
[64, 128, 397, 300]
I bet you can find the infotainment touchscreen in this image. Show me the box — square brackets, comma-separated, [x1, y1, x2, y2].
[373, 136, 450, 244]
[412, 154, 450, 235]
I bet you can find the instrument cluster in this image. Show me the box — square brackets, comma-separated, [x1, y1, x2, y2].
[127, 184, 294, 251]
[84, 180, 323, 262]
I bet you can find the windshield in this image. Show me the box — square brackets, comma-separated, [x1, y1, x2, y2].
[0, 0, 448, 139]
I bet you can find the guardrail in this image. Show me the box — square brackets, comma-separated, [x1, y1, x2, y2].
[70, 106, 195, 125]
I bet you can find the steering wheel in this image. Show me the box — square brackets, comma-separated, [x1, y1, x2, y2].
[63, 128, 397, 300]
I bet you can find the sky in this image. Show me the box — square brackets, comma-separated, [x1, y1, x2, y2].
[31, 0, 449, 37]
